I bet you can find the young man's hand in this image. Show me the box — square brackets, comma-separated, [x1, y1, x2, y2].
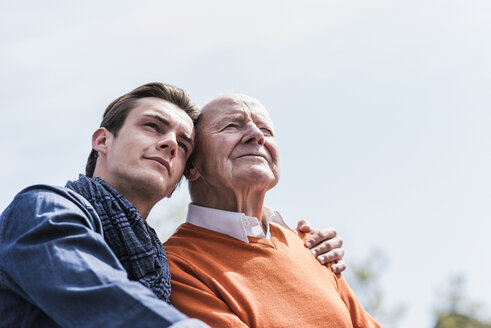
[297, 220, 345, 274]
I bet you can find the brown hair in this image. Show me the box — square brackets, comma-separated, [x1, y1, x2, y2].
[85, 82, 200, 177]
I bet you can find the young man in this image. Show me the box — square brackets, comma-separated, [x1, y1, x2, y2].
[0, 83, 344, 327]
[0, 83, 207, 327]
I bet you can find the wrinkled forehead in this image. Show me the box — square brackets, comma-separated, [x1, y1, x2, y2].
[199, 94, 273, 129]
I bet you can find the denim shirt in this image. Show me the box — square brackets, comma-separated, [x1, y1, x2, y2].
[0, 184, 207, 328]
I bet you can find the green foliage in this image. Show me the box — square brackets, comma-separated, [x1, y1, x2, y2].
[435, 313, 491, 328]
[345, 248, 405, 328]
[434, 274, 482, 317]
[433, 274, 491, 327]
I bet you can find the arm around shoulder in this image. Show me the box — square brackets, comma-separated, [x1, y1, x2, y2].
[0, 186, 203, 327]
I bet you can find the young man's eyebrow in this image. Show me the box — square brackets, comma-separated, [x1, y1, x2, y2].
[144, 113, 171, 127]
[144, 113, 194, 147]
[179, 133, 194, 148]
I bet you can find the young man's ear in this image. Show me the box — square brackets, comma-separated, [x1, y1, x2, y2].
[184, 162, 201, 182]
[92, 128, 112, 155]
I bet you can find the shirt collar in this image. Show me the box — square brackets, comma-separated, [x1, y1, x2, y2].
[186, 203, 290, 243]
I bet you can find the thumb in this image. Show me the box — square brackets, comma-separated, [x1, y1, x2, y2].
[296, 219, 312, 232]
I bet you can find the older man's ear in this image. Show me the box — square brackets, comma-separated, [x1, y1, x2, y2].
[184, 162, 201, 182]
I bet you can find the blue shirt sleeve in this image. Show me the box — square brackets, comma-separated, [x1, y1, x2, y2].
[0, 185, 208, 328]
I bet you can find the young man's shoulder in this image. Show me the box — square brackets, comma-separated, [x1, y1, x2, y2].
[0, 183, 101, 235]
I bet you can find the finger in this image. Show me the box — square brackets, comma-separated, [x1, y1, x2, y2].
[306, 228, 338, 250]
[297, 220, 312, 233]
[331, 260, 346, 274]
[316, 247, 344, 264]
[308, 228, 337, 248]
[311, 237, 343, 257]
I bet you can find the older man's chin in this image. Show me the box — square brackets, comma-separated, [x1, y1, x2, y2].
[234, 170, 278, 187]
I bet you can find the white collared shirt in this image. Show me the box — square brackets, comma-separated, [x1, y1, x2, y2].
[186, 204, 291, 243]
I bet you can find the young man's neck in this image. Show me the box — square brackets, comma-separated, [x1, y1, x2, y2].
[91, 173, 155, 221]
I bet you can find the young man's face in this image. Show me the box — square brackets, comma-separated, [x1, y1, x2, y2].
[102, 97, 194, 203]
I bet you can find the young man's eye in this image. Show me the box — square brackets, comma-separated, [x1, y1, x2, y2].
[178, 142, 188, 152]
[144, 122, 160, 132]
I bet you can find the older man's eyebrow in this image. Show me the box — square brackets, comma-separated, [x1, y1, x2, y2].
[213, 112, 243, 125]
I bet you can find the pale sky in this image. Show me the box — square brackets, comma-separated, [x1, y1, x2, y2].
[1, 1, 490, 327]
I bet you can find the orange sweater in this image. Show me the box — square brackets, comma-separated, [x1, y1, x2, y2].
[164, 222, 380, 328]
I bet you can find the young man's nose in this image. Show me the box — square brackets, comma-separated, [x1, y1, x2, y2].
[158, 134, 178, 158]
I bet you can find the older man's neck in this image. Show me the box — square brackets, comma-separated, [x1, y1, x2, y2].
[232, 194, 265, 221]
[192, 190, 266, 226]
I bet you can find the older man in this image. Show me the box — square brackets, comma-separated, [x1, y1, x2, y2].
[164, 94, 380, 327]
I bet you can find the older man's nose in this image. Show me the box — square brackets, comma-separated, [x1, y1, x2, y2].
[241, 123, 265, 145]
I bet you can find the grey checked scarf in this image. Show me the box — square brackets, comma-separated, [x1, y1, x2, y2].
[66, 174, 172, 303]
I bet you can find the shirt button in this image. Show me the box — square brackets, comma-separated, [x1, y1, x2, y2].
[244, 220, 250, 227]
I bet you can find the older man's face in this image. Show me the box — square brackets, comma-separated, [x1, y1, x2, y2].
[192, 98, 280, 192]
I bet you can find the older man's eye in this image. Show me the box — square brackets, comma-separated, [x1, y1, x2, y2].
[260, 128, 273, 136]
[224, 123, 238, 130]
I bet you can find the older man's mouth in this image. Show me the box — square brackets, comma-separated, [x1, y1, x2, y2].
[236, 153, 268, 160]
